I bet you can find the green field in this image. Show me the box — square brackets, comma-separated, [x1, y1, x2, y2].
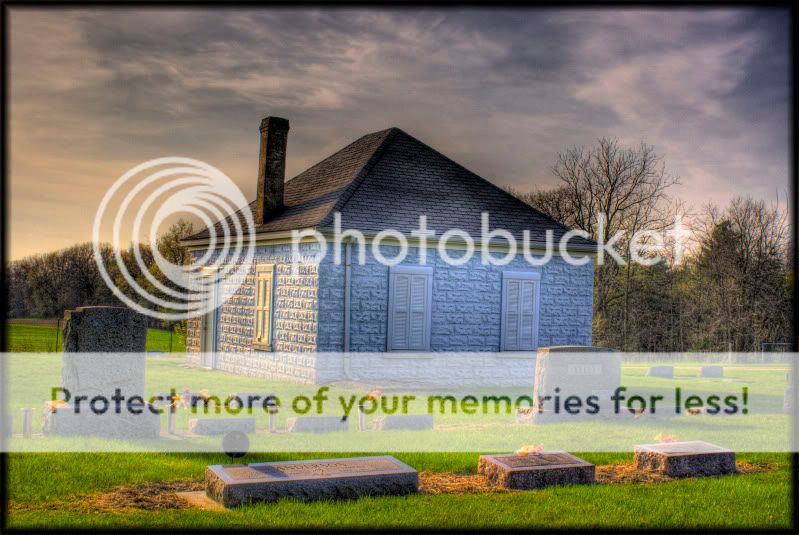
[5, 322, 185, 353]
[2, 335, 793, 529]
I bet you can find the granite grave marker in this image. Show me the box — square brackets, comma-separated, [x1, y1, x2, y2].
[206, 455, 418, 507]
[478, 451, 595, 490]
[634, 440, 735, 477]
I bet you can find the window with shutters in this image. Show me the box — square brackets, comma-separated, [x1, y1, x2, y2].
[253, 264, 275, 349]
[387, 266, 433, 351]
[500, 271, 541, 351]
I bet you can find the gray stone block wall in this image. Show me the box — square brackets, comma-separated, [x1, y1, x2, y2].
[187, 242, 594, 386]
[317, 245, 593, 352]
[190, 243, 321, 353]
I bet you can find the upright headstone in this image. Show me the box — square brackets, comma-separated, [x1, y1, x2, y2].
[21, 408, 34, 438]
[3, 415, 12, 439]
[268, 405, 278, 433]
[531, 346, 621, 422]
[45, 306, 160, 438]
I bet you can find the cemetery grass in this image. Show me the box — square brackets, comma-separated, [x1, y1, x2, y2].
[5, 355, 793, 528]
[5, 322, 186, 352]
[6, 451, 792, 529]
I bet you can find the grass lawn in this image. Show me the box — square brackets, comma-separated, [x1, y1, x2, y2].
[5, 322, 186, 353]
[6, 451, 792, 529]
[3, 349, 794, 529]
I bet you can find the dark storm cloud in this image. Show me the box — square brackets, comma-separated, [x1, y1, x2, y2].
[8, 8, 790, 258]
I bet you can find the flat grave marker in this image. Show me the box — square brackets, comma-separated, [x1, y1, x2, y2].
[226, 393, 278, 411]
[478, 451, 595, 490]
[206, 455, 418, 507]
[188, 417, 256, 436]
[647, 365, 674, 378]
[634, 440, 735, 477]
[286, 416, 348, 433]
[698, 366, 724, 378]
[372, 414, 434, 431]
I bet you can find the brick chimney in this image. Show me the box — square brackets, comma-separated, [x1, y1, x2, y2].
[255, 116, 290, 225]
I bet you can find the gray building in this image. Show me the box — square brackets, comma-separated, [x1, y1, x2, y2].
[183, 117, 596, 387]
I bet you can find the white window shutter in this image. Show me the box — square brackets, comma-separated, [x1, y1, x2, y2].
[408, 275, 428, 350]
[519, 281, 536, 349]
[503, 280, 521, 350]
[501, 272, 540, 351]
[390, 274, 411, 350]
[388, 266, 433, 351]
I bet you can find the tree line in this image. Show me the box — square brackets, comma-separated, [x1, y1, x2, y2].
[6, 138, 792, 352]
[508, 138, 792, 352]
[6, 220, 195, 336]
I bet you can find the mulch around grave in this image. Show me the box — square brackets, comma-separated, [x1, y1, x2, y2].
[420, 461, 770, 494]
[419, 471, 510, 494]
[9, 480, 205, 514]
[8, 461, 774, 513]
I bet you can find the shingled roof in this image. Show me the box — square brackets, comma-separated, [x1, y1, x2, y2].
[184, 127, 595, 249]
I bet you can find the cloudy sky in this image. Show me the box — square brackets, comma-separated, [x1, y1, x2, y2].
[8, 8, 790, 259]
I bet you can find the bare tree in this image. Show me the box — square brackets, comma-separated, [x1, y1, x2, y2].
[516, 138, 679, 348]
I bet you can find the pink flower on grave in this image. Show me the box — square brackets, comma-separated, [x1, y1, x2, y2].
[366, 389, 382, 401]
[515, 443, 545, 456]
[655, 433, 677, 443]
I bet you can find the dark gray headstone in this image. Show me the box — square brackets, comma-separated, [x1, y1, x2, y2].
[49, 306, 155, 439]
[206, 455, 419, 507]
[478, 452, 595, 489]
[63, 306, 147, 352]
[634, 440, 735, 477]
